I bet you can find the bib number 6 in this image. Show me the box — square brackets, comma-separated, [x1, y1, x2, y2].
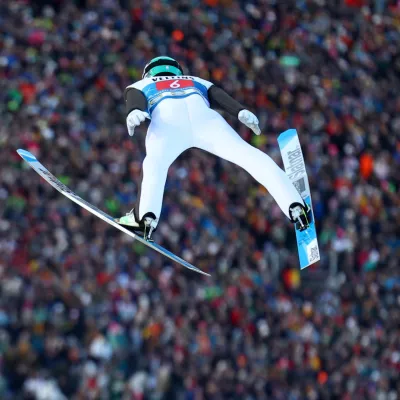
[170, 80, 181, 88]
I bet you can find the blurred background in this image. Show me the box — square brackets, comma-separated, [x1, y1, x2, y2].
[1, 0, 400, 399]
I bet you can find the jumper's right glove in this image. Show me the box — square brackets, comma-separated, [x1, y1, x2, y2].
[238, 109, 261, 135]
[126, 110, 150, 136]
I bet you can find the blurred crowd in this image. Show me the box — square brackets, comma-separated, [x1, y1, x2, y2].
[1, 0, 400, 399]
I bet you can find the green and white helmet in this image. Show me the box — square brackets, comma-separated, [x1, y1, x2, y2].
[142, 56, 184, 79]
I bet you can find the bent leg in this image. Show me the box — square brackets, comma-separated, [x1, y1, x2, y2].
[195, 117, 304, 219]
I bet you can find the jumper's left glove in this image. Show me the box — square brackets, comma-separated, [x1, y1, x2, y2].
[126, 109, 150, 137]
[238, 109, 261, 135]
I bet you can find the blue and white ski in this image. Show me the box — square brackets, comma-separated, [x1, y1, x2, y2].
[277, 130, 320, 269]
[17, 149, 210, 277]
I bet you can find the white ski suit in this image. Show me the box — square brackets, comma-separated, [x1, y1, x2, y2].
[125, 75, 304, 225]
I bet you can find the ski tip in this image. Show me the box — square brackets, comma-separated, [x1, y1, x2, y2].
[277, 129, 298, 149]
[279, 128, 297, 138]
[17, 149, 37, 162]
[278, 129, 297, 141]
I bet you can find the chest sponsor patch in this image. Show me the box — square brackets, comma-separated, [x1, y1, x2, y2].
[155, 79, 195, 91]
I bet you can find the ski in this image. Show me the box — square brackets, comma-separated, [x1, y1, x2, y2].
[17, 149, 210, 277]
[277, 129, 320, 269]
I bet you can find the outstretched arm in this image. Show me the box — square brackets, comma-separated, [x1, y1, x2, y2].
[208, 85, 245, 117]
[124, 87, 148, 114]
[208, 85, 260, 135]
[124, 87, 150, 136]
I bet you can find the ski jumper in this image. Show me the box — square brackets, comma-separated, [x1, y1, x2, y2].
[124, 75, 304, 224]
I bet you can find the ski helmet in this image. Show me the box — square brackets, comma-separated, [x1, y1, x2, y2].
[142, 56, 184, 79]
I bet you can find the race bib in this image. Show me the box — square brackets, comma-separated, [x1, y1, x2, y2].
[155, 79, 195, 91]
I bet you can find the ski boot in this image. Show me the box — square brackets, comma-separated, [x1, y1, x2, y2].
[288, 202, 312, 232]
[116, 209, 157, 241]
